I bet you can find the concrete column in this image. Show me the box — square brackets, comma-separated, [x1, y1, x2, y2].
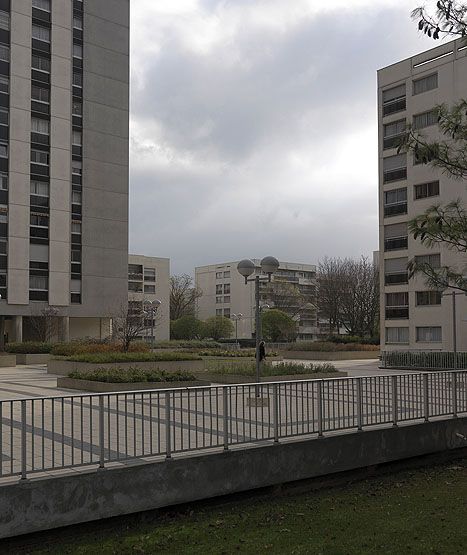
[15, 316, 23, 343]
[61, 317, 70, 343]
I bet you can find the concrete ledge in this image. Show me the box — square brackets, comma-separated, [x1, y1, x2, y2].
[15, 354, 51, 365]
[0, 354, 16, 367]
[48, 359, 205, 376]
[283, 351, 379, 361]
[57, 377, 211, 392]
[0, 417, 465, 539]
[196, 371, 347, 384]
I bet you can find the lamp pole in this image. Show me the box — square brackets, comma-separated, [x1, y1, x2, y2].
[237, 257, 280, 396]
[231, 313, 243, 348]
[143, 299, 161, 349]
[441, 290, 465, 370]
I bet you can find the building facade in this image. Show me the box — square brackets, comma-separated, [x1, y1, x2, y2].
[378, 39, 467, 352]
[128, 255, 170, 342]
[1, 0, 129, 342]
[195, 260, 318, 340]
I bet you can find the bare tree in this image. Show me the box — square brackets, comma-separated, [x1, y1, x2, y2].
[29, 307, 60, 342]
[170, 274, 203, 320]
[318, 257, 347, 334]
[112, 303, 148, 352]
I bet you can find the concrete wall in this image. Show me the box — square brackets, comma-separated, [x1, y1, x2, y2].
[0, 417, 465, 539]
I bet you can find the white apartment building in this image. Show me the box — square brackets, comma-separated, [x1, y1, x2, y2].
[128, 255, 170, 342]
[196, 260, 318, 340]
[378, 39, 467, 352]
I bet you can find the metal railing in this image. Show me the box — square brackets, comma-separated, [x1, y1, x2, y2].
[1, 371, 466, 481]
[381, 351, 467, 370]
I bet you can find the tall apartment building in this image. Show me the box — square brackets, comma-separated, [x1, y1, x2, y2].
[196, 260, 318, 340]
[0, 0, 129, 342]
[378, 39, 467, 352]
[128, 255, 170, 342]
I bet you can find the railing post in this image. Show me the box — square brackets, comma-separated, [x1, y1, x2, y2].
[98, 396, 105, 469]
[392, 375, 398, 427]
[317, 381, 324, 438]
[273, 384, 279, 443]
[423, 373, 429, 423]
[223, 387, 229, 450]
[165, 391, 172, 459]
[357, 378, 363, 431]
[452, 372, 458, 418]
[21, 400, 27, 480]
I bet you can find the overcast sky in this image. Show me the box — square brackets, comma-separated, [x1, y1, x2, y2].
[128, 0, 437, 275]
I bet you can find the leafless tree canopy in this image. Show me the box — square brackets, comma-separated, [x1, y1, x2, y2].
[29, 307, 60, 342]
[112, 303, 147, 352]
[318, 257, 379, 337]
[170, 274, 203, 320]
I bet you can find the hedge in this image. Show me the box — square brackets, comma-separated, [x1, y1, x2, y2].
[154, 340, 224, 350]
[208, 361, 337, 377]
[198, 349, 278, 358]
[63, 352, 202, 364]
[5, 342, 54, 354]
[68, 368, 197, 383]
[51, 341, 150, 357]
[282, 342, 379, 352]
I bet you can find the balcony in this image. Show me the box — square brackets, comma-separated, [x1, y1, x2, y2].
[384, 202, 407, 217]
[385, 307, 409, 319]
[382, 97, 406, 117]
[385, 272, 408, 285]
[384, 236, 408, 251]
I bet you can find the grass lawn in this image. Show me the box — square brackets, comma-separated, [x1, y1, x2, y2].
[24, 459, 467, 555]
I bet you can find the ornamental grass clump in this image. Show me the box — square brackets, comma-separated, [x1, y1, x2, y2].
[68, 367, 197, 383]
[209, 361, 336, 377]
[64, 352, 202, 364]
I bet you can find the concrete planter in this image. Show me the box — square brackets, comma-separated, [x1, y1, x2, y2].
[48, 359, 205, 376]
[0, 354, 16, 367]
[15, 354, 51, 365]
[283, 351, 379, 361]
[196, 371, 347, 384]
[57, 377, 210, 393]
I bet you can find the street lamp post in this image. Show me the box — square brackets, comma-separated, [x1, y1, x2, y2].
[143, 299, 161, 349]
[231, 313, 243, 348]
[237, 256, 280, 395]
[441, 290, 465, 369]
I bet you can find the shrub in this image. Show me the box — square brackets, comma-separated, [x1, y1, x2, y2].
[68, 367, 197, 383]
[202, 316, 234, 341]
[170, 316, 204, 340]
[198, 349, 279, 358]
[63, 352, 202, 364]
[262, 309, 297, 342]
[154, 340, 223, 350]
[51, 341, 150, 357]
[5, 342, 54, 354]
[208, 361, 336, 377]
[283, 342, 379, 352]
[326, 335, 380, 346]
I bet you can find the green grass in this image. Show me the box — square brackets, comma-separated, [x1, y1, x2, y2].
[68, 368, 197, 383]
[63, 352, 202, 364]
[28, 460, 467, 554]
[205, 361, 336, 376]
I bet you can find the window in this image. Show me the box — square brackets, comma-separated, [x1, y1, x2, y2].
[73, 15, 83, 29]
[32, 0, 51, 11]
[216, 272, 223, 279]
[413, 109, 438, 130]
[0, 173, 7, 190]
[216, 309, 222, 316]
[32, 86, 50, 104]
[0, 76, 8, 94]
[30, 180, 49, 196]
[72, 191, 82, 204]
[224, 296, 231, 303]
[224, 283, 230, 294]
[128, 281, 142, 293]
[0, 108, 7, 126]
[385, 327, 409, 344]
[71, 222, 82, 234]
[414, 181, 439, 200]
[144, 268, 156, 281]
[224, 308, 231, 318]
[383, 153, 407, 183]
[73, 72, 83, 87]
[216, 296, 222, 304]
[384, 187, 407, 217]
[31, 118, 49, 135]
[144, 285, 156, 294]
[385, 292, 409, 319]
[384, 222, 408, 251]
[384, 257, 408, 285]
[383, 119, 405, 149]
[0, 143, 7, 158]
[32, 25, 51, 43]
[71, 249, 81, 263]
[415, 254, 440, 268]
[416, 291, 442, 306]
[72, 161, 82, 176]
[0, 12, 9, 32]
[0, 212, 7, 223]
[414, 149, 436, 166]
[382, 84, 406, 116]
[30, 243, 49, 263]
[224, 271, 230, 278]
[72, 101, 82, 116]
[72, 130, 82, 145]
[31, 149, 49, 165]
[32, 55, 50, 73]
[30, 214, 49, 227]
[73, 44, 83, 58]
[416, 326, 442, 342]
[216, 284, 223, 295]
[413, 73, 438, 95]
[0, 45, 9, 62]
[29, 275, 48, 290]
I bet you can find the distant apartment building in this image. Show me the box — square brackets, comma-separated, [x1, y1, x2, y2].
[128, 255, 170, 342]
[378, 39, 467, 351]
[195, 260, 318, 340]
[0, 0, 130, 342]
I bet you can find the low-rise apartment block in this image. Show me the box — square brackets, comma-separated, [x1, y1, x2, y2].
[196, 260, 318, 340]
